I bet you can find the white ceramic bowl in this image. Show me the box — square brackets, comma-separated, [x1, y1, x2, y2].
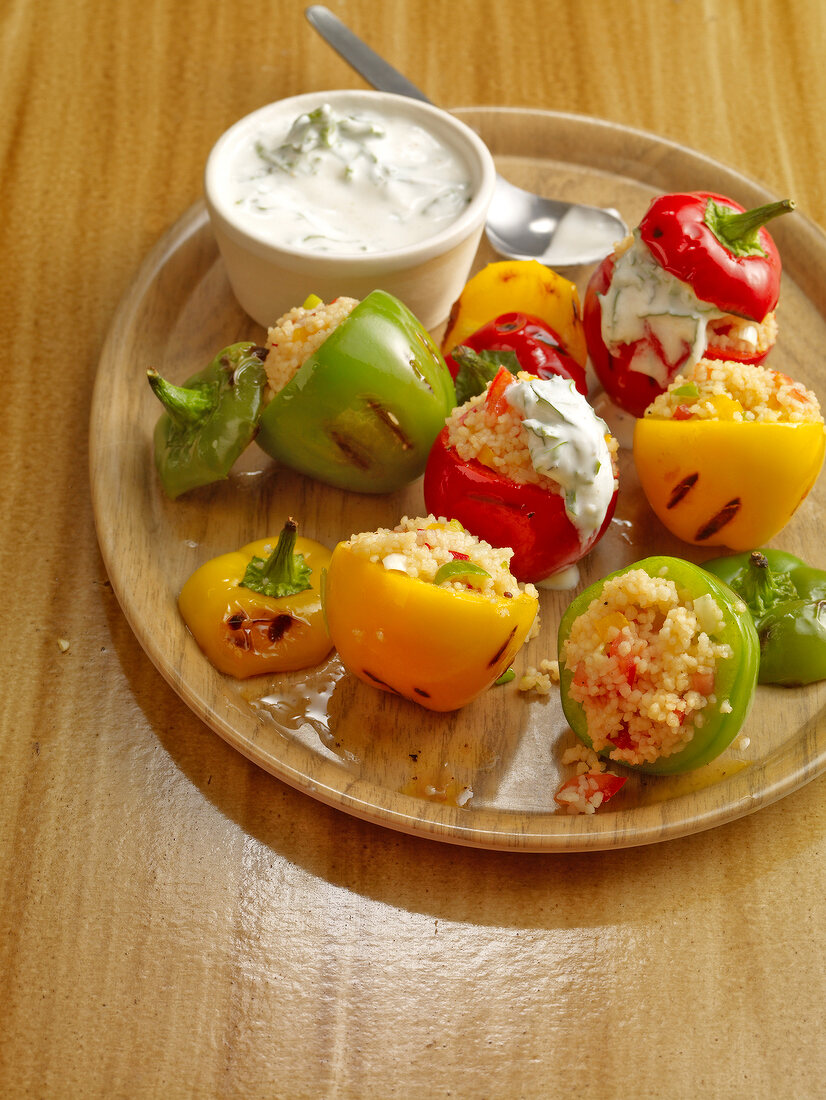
[204, 90, 496, 331]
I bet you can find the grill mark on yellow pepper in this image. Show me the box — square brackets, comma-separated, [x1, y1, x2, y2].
[634, 417, 826, 549]
[694, 497, 742, 541]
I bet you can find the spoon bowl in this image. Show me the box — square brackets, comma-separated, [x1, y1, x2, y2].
[486, 175, 627, 267]
[306, 5, 628, 268]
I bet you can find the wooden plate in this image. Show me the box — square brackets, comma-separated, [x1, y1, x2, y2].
[90, 108, 826, 851]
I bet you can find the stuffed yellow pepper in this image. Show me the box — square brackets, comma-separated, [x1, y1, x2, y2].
[633, 358, 825, 549]
[178, 519, 332, 678]
[323, 516, 539, 711]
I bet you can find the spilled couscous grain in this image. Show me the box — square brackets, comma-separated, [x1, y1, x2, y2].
[518, 659, 560, 695]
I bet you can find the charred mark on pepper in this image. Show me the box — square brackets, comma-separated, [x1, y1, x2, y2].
[488, 626, 518, 668]
[412, 331, 442, 386]
[695, 498, 742, 541]
[413, 687, 431, 698]
[267, 615, 294, 642]
[328, 430, 372, 470]
[667, 473, 699, 509]
[224, 610, 295, 649]
[363, 669, 401, 695]
[366, 399, 413, 450]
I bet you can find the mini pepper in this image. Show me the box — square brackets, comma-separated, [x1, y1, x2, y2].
[633, 359, 825, 550]
[441, 259, 588, 368]
[639, 192, 794, 322]
[446, 312, 588, 402]
[178, 519, 333, 678]
[584, 191, 794, 417]
[424, 368, 618, 583]
[256, 290, 456, 493]
[558, 556, 759, 775]
[323, 516, 538, 712]
[704, 549, 826, 685]
[148, 342, 268, 498]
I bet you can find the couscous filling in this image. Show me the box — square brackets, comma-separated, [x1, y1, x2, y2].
[342, 514, 539, 604]
[264, 296, 358, 394]
[706, 311, 777, 358]
[563, 568, 732, 765]
[644, 358, 822, 423]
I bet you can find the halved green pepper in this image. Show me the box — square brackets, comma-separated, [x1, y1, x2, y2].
[256, 290, 456, 493]
[704, 549, 826, 685]
[148, 342, 267, 499]
[558, 556, 759, 775]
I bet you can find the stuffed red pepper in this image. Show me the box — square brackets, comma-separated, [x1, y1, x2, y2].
[584, 191, 794, 417]
[423, 368, 618, 585]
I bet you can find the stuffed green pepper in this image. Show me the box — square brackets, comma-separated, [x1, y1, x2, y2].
[558, 556, 759, 774]
[256, 290, 456, 492]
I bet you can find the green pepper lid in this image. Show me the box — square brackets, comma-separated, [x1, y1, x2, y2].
[150, 342, 267, 499]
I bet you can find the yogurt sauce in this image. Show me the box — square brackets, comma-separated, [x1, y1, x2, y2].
[505, 375, 616, 542]
[227, 103, 473, 255]
[598, 230, 727, 385]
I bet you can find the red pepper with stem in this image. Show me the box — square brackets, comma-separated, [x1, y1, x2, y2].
[639, 192, 793, 319]
[584, 191, 794, 417]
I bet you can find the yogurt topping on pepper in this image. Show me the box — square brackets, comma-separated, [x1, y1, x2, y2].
[598, 230, 727, 385]
[227, 103, 473, 255]
[505, 376, 616, 540]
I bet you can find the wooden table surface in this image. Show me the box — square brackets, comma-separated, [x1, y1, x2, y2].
[3, 1, 825, 1096]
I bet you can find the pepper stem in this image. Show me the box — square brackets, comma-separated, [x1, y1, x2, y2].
[240, 519, 313, 598]
[705, 197, 795, 257]
[261, 518, 301, 586]
[738, 550, 797, 617]
[147, 368, 216, 427]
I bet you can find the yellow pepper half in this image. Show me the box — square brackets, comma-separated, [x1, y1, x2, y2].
[633, 418, 826, 549]
[178, 520, 333, 678]
[323, 544, 538, 712]
[440, 259, 587, 368]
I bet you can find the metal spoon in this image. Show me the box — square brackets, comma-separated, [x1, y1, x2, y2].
[305, 5, 627, 267]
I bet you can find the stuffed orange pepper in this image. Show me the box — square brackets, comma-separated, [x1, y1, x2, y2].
[323, 515, 539, 711]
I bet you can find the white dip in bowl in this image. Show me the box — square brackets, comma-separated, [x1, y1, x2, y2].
[204, 90, 496, 330]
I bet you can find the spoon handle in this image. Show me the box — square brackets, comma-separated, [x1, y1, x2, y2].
[305, 6, 433, 104]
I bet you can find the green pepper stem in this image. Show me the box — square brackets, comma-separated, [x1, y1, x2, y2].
[739, 550, 797, 617]
[147, 368, 216, 427]
[708, 198, 795, 254]
[261, 518, 302, 587]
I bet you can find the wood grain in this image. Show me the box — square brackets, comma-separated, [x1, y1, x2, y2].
[4, 2, 826, 1097]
